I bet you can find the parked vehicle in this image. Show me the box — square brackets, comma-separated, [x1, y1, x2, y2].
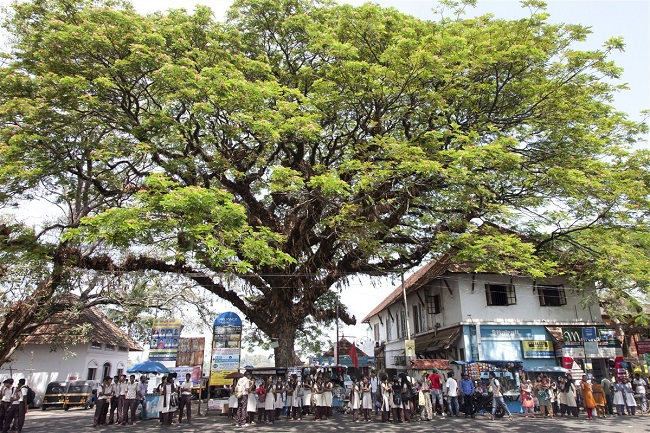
[64, 380, 98, 410]
[41, 381, 69, 410]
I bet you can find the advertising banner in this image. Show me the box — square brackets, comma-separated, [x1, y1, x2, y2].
[168, 365, 202, 386]
[176, 337, 206, 367]
[149, 319, 183, 361]
[209, 312, 242, 386]
[636, 340, 650, 355]
[521, 340, 554, 358]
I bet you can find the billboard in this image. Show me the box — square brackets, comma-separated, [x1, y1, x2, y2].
[168, 365, 202, 386]
[176, 337, 206, 367]
[209, 312, 242, 386]
[522, 340, 554, 358]
[149, 319, 182, 361]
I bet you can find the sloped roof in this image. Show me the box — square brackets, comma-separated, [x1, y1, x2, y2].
[24, 305, 142, 351]
[322, 338, 368, 357]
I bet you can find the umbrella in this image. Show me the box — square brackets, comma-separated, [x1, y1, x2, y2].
[225, 372, 244, 379]
[127, 360, 170, 374]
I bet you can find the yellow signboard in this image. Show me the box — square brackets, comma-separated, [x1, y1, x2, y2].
[521, 340, 554, 358]
[405, 339, 415, 357]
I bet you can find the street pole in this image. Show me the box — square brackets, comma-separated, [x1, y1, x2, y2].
[401, 272, 411, 340]
[335, 298, 339, 365]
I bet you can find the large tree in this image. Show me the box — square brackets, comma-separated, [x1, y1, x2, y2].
[1, 0, 648, 366]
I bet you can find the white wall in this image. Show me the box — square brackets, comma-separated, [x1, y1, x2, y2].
[0, 343, 131, 406]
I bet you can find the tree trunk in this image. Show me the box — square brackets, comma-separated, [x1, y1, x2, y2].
[273, 326, 297, 368]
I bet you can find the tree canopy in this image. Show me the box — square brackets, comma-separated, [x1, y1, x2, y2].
[1, 0, 648, 366]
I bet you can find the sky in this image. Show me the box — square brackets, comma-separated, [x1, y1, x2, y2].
[1, 0, 649, 363]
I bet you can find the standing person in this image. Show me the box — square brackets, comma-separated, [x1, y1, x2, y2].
[445, 371, 459, 417]
[370, 371, 379, 416]
[488, 372, 513, 421]
[380, 376, 392, 422]
[312, 377, 322, 420]
[557, 376, 568, 416]
[537, 376, 553, 418]
[10, 378, 27, 433]
[601, 376, 613, 415]
[564, 376, 579, 417]
[521, 379, 535, 418]
[459, 373, 475, 418]
[94, 377, 112, 427]
[2, 379, 22, 433]
[0, 379, 12, 433]
[292, 377, 303, 420]
[391, 378, 402, 423]
[285, 376, 294, 420]
[623, 378, 637, 415]
[581, 375, 596, 420]
[137, 376, 148, 420]
[301, 375, 312, 416]
[234, 372, 250, 427]
[108, 376, 119, 424]
[549, 380, 559, 416]
[116, 375, 127, 424]
[350, 378, 360, 423]
[256, 380, 266, 424]
[612, 376, 626, 415]
[428, 369, 443, 417]
[632, 373, 647, 413]
[264, 377, 275, 424]
[361, 377, 372, 422]
[178, 373, 193, 425]
[122, 374, 138, 425]
[246, 376, 258, 424]
[156, 376, 176, 426]
[274, 377, 284, 420]
[323, 376, 333, 419]
[420, 372, 433, 421]
[400, 375, 412, 422]
[592, 381, 607, 418]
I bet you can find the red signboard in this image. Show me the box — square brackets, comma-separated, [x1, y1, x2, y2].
[636, 340, 650, 355]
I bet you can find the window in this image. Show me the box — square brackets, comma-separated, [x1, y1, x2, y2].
[427, 294, 441, 314]
[397, 309, 407, 339]
[117, 368, 124, 377]
[386, 314, 392, 341]
[91, 342, 102, 349]
[105, 344, 115, 351]
[458, 348, 465, 361]
[374, 323, 380, 342]
[118, 346, 128, 352]
[102, 362, 111, 379]
[413, 305, 421, 334]
[485, 284, 517, 306]
[86, 368, 97, 381]
[539, 285, 567, 306]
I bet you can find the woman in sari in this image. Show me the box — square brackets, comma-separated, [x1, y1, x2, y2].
[591, 381, 607, 418]
[580, 375, 596, 419]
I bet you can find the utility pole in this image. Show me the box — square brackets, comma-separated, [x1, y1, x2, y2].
[335, 298, 339, 365]
[401, 272, 411, 340]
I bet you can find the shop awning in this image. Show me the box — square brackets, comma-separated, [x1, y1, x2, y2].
[415, 326, 461, 353]
[545, 326, 564, 342]
[409, 359, 452, 371]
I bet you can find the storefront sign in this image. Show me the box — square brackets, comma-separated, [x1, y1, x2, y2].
[598, 328, 618, 346]
[405, 340, 415, 357]
[480, 327, 534, 340]
[310, 356, 376, 368]
[521, 340, 554, 358]
[584, 341, 599, 357]
[636, 340, 650, 355]
[582, 327, 598, 341]
[149, 319, 182, 361]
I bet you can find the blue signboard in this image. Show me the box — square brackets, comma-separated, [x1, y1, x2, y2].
[582, 327, 597, 341]
[214, 312, 242, 327]
[310, 356, 376, 368]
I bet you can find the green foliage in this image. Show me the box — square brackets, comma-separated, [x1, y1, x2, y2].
[1, 0, 649, 364]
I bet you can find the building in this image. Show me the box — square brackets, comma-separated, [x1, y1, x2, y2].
[0, 306, 142, 405]
[363, 252, 621, 378]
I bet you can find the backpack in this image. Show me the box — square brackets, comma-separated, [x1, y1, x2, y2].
[392, 393, 401, 406]
[402, 382, 412, 401]
[25, 386, 35, 406]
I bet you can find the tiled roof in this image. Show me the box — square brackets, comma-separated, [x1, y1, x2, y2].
[322, 337, 368, 357]
[24, 305, 143, 351]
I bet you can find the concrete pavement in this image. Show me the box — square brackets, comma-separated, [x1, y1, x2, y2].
[23, 406, 649, 432]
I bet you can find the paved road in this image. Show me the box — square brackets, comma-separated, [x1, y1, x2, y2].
[23, 406, 650, 432]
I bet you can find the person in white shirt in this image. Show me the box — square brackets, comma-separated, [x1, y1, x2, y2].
[117, 375, 127, 424]
[370, 372, 379, 415]
[633, 373, 647, 413]
[488, 372, 513, 421]
[178, 373, 193, 424]
[2, 380, 22, 433]
[121, 375, 139, 425]
[108, 376, 120, 424]
[445, 372, 459, 416]
[1, 379, 14, 433]
[94, 377, 112, 427]
[234, 372, 251, 427]
[137, 376, 148, 420]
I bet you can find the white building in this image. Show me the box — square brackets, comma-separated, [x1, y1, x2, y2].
[363, 252, 620, 378]
[0, 306, 142, 405]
